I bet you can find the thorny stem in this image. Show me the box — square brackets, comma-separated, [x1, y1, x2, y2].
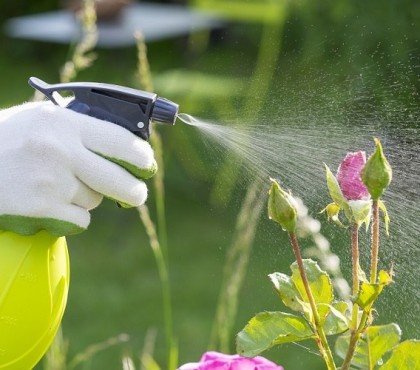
[350, 223, 360, 331]
[340, 331, 361, 370]
[341, 200, 381, 370]
[343, 224, 361, 370]
[289, 233, 337, 370]
[350, 223, 360, 296]
[370, 200, 380, 284]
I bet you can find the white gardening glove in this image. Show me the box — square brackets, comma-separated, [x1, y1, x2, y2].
[0, 101, 157, 236]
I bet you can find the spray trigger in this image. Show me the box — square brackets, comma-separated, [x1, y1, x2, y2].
[28, 77, 179, 141]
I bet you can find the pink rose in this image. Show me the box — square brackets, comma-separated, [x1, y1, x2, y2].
[336, 151, 370, 201]
[178, 351, 283, 370]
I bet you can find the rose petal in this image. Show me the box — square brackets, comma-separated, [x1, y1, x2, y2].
[201, 352, 234, 362]
[200, 360, 231, 370]
[178, 362, 200, 370]
[337, 151, 370, 200]
[178, 352, 283, 370]
[231, 358, 260, 370]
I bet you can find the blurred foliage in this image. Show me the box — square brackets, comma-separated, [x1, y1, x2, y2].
[0, 0, 418, 369]
[0, 0, 58, 22]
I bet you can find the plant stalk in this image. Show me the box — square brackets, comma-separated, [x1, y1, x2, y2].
[60, 0, 98, 83]
[370, 200, 380, 283]
[341, 200, 381, 370]
[135, 31, 169, 257]
[138, 205, 175, 370]
[289, 233, 337, 370]
[151, 132, 168, 257]
[68, 334, 129, 370]
[340, 331, 361, 370]
[350, 223, 360, 331]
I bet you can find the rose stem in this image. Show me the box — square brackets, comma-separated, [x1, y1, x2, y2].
[350, 223, 360, 331]
[289, 232, 337, 370]
[370, 200, 380, 283]
[342, 223, 361, 370]
[340, 332, 361, 370]
[342, 200, 381, 370]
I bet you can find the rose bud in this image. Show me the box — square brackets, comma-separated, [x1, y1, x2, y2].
[337, 151, 370, 201]
[361, 138, 392, 200]
[324, 151, 372, 227]
[268, 178, 297, 232]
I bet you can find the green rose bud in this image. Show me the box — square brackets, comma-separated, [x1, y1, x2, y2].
[361, 138, 392, 200]
[268, 178, 297, 232]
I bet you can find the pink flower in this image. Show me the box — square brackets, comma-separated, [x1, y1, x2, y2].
[178, 351, 283, 370]
[336, 151, 370, 201]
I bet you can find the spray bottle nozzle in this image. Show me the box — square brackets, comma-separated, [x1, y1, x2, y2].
[152, 97, 179, 126]
[28, 77, 179, 141]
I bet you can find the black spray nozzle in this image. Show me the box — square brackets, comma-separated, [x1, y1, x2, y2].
[28, 77, 179, 141]
[152, 97, 179, 126]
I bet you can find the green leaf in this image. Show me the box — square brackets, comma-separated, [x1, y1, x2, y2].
[378, 200, 391, 236]
[291, 259, 334, 307]
[236, 311, 314, 357]
[349, 199, 372, 228]
[269, 272, 304, 312]
[358, 264, 368, 283]
[355, 270, 392, 311]
[317, 303, 331, 322]
[335, 324, 401, 369]
[269, 261, 339, 334]
[269, 260, 334, 321]
[333, 300, 352, 318]
[321, 202, 346, 227]
[378, 270, 392, 284]
[325, 164, 347, 208]
[381, 340, 420, 369]
[319, 303, 349, 335]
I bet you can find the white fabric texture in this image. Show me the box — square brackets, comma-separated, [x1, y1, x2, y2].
[0, 101, 156, 231]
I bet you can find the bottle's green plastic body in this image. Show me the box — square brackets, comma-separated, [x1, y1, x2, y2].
[0, 231, 69, 369]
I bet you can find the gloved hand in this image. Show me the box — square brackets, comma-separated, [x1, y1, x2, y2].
[0, 101, 157, 236]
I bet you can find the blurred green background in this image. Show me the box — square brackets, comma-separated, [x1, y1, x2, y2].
[0, 0, 418, 369]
